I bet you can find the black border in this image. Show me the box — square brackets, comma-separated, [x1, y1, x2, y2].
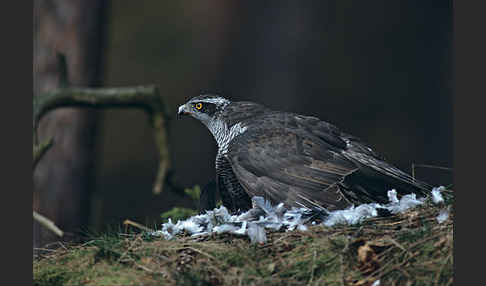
[5, 0, 481, 284]
[3, 1, 33, 285]
[454, 0, 484, 284]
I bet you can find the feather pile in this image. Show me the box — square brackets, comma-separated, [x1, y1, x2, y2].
[151, 187, 447, 243]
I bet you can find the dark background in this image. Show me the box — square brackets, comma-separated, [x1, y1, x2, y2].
[34, 0, 452, 236]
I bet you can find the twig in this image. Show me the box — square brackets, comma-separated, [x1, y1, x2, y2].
[32, 137, 53, 169]
[135, 261, 168, 276]
[52, 241, 68, 251]
[117, 234, 143, 263]
[33, 247, 57, 252]
[376, 251, 420, 280]
[340, 236, 350, 286]
[79, 240, 96, 247]
[412, 163, 453, 180]
[181, 246, 217, 261]
[33, 211, 64, 237]
[386, 237, 407, 252]
[123, 219, 154, 233]
[164, 245, 218, 261]
[273, 233, 293, 244]
[434, 253, 452, 286]
[307, 249, 317, 286]
[408, 233, 445, 250]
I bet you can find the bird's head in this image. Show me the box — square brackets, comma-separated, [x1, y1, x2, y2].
[177, 94, 231, 126]
[178, 94, 268, 151]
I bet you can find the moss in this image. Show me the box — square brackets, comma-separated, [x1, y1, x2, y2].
[184, 185, 201, 202]
[33, 265, 71, 286]
[34, 191, 453, 286]
[160, 207, 198, 223]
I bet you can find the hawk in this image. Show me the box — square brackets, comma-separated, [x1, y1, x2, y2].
[178, 94, 431, 213]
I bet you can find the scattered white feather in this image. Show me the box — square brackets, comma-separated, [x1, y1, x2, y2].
[436, 208, 449, 224]
[152, 186, 447, 243]
[323, 203, 379, 227]
[283, 208, 307, 231]
[213, 224, 240, 234]
[247, 222, 267, 244]
[387, 189, 399, 204]
[371, 279, 381, 286]
[431, 186, 446, 204]
[323, 190, 426, 227]
[179, 220, 204, 234]
[234, 221, 248, 235]
[385, 192, 425, 214]
[252, 196, 274, 215]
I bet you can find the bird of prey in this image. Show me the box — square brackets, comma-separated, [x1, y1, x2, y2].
[178, 94, 431, 213]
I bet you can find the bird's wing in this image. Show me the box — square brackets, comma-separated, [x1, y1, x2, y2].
[340, 133, 432, 196]
[226, 115, 360, 210]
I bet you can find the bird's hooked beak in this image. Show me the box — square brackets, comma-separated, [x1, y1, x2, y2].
[177, 104, 190, 118]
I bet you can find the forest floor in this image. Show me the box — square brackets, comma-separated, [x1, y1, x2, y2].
[33, 189, 453, 286]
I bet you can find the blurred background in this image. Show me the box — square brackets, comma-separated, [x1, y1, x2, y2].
[34, 0, 452, 247]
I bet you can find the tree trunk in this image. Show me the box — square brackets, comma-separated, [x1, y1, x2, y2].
[33, 0, 108, 248]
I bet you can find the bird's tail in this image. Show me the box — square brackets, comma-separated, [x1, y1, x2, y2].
[341, 164, 432, 205]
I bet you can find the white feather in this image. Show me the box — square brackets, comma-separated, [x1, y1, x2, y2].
[152, 185, 446, 243]
[431, 186, 445, 204]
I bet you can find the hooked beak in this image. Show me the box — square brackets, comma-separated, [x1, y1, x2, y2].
[177, 104, 190, 118]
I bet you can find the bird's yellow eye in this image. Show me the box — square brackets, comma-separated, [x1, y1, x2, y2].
[195, 103, 203, 110]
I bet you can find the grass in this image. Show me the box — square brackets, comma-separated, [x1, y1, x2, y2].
[34, 188, 453, 286]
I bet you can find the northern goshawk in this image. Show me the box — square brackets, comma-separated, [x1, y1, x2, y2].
[178, 95, 431, 213]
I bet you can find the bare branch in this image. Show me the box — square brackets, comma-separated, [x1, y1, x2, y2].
[32, 85, 171, 194]
[33, 85, 169, 126]
[123, 219, 154, 233]
[33, 137, 53, 169]
[33, 211, 64, 237]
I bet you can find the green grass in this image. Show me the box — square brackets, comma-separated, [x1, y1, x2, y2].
[34, 189, 453, 286]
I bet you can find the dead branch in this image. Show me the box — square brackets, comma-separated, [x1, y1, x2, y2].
[123, 219, 155, 233]
[33, 85, 171, 194]
[33, 137, 53, 169]
[33, 211, 64, 237]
